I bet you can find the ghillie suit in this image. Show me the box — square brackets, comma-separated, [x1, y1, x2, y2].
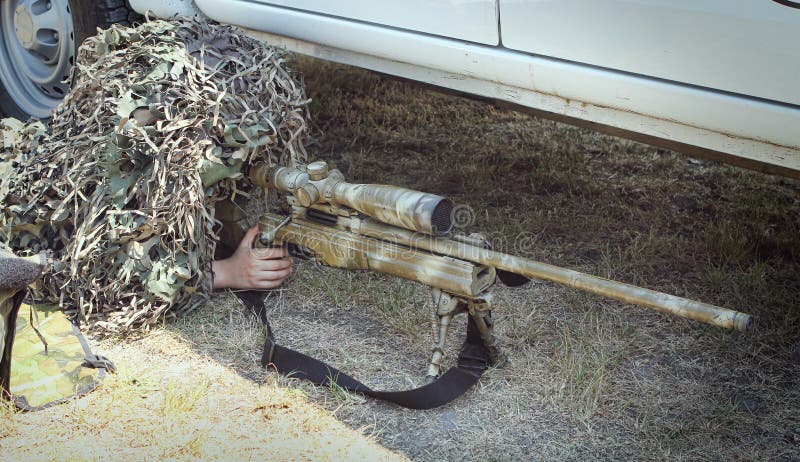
[0, 18, 308, 334]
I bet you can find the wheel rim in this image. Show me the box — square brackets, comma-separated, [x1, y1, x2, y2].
[0, 0, 75, 118]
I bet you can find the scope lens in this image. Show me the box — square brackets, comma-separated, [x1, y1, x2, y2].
[430, 199, 455, 235]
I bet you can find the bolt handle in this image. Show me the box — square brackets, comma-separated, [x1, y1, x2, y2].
[257, 215, 292, 248]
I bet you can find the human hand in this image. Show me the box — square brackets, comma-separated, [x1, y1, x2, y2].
[212, 226, 293, 289]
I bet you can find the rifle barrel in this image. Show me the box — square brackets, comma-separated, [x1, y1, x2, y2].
[357, 218, 753, 332]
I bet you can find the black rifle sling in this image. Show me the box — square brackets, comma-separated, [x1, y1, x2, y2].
[236, 290, 490, 410]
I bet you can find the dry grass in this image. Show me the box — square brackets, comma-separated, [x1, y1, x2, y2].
[0, 314, 406, 461]
[2, 56, 800, 461]
[276, 57, 799, 460]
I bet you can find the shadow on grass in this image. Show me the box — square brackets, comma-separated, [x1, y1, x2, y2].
[173, 57, 799, 461]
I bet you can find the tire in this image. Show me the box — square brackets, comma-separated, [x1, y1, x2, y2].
[0, 0, 141, 119]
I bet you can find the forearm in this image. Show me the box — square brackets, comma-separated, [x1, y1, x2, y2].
[211, 259, 231, 289]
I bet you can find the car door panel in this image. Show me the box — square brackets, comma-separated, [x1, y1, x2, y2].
[499, 0, 800, 105]
[248, 0, 500, 45]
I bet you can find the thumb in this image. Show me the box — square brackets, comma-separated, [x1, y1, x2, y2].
[239, 226, 259, 250]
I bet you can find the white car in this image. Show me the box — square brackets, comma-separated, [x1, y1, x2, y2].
[2, 0, 798, 177]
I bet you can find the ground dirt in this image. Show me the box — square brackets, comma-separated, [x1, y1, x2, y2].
[2, 57, 800, 461]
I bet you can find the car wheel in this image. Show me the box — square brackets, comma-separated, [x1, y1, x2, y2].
[0, 0, 139, 119]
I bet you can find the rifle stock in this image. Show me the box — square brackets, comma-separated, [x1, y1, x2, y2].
[258, 213, 494, 297]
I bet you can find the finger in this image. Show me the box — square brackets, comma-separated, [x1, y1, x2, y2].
[240, 226, 260, 250]
[253, 258, 293, 271]
[251, 246, 289, 260]
[257, 267, 293, 281]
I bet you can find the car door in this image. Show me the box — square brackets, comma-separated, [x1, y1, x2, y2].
[240, 0, 500, 45]
[499, 0, 800, 105]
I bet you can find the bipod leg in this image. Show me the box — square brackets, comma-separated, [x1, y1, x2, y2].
[426, 288, 465, 381]
[467, 294, 508, 368]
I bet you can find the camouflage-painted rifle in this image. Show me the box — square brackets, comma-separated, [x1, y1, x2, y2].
[250, 161, 752, 381]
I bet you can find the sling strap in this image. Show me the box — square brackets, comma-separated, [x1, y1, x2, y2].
[236, 290, 490, 409]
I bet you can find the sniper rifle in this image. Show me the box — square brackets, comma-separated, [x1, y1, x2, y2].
[243, 161, 752, 409]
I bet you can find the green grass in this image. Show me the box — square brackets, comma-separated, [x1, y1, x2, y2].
[292, 264, 429, 341]
[284, 56, 800, 460]
[161, 379, 209, 416]
[549, 308, 630, 423]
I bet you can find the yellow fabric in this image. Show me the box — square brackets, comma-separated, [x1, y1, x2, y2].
[10, 303, 101, 409]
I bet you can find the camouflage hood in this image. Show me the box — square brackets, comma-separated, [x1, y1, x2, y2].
[0, 18, 309, 333]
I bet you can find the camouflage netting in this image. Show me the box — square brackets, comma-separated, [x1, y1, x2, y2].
[0, 18, 309, 333]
